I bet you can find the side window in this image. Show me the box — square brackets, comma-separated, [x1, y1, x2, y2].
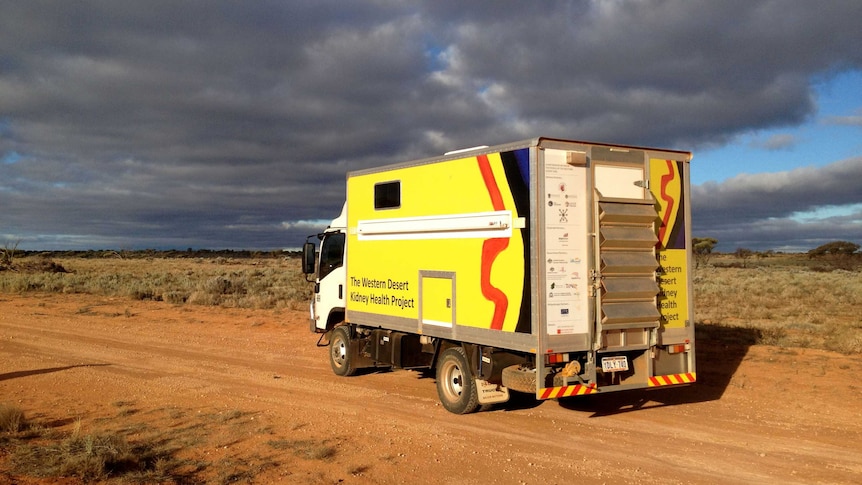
[374, 181, 400, 209]
[318, 232, 345, 280]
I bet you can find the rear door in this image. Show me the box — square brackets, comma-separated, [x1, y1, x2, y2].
[591, 147, 660, 389]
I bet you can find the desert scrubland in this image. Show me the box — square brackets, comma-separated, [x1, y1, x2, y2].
[1, 252, 860, 484]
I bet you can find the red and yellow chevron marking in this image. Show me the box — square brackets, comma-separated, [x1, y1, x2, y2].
[539, 384, 597, 400]
[649, 372, 696, 387]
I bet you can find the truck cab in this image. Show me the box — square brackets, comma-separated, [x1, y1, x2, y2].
[303, 204, 346, 334]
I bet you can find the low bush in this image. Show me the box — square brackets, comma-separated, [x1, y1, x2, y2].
[0, 404, 27, 434]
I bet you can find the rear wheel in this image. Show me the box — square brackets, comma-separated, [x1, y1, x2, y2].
[329, 326, 356, 376]
[436, 347, 479, 414]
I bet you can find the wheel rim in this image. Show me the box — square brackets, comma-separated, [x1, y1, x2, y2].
[331, 336, 347, 368]
[440, 360, 464, 401]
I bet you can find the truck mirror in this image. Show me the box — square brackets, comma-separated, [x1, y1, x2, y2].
[302, 242, 316, 275]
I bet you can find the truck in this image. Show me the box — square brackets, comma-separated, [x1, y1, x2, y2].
[302, 137, 695, 414]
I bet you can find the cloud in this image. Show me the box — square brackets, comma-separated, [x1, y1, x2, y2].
[692, 156, 862, 251]
[281, 219, 331, 233]
[1, 1, 861, 249]
[749, 133, 798, 151]
[823, 114, 862, 126]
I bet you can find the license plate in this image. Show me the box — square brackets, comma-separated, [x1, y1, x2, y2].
[601, 356, 629, 373]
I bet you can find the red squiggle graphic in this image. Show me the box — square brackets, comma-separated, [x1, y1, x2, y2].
[658, 159, 676, 246]
[477, 154, 509, 330]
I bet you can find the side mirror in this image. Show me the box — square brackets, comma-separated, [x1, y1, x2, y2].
[302, 242, 316, 275]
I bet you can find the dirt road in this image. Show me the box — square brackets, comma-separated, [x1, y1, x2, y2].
[2, 293, 861, 484]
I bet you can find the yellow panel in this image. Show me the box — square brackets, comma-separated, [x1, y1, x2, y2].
[649, 158, 689, 330]
[346, 153, 525, 332]
[657, 249, 689, 329]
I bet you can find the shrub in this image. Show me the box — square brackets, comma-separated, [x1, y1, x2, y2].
[808, 241, 860, 257]
[18, 259, 68, 273]
[0, 403, 27, 433]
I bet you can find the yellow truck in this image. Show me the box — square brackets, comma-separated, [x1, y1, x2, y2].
[302, 137, 695, 413]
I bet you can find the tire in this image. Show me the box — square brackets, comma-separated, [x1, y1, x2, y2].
[501, 365, 537, 393]
[329, 326, 356, 377]
[436, 347, 480, 414]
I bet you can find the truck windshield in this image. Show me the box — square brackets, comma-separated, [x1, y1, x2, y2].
[318, 232, 345, 280]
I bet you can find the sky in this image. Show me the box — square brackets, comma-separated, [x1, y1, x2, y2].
[2, 0, 861, 253]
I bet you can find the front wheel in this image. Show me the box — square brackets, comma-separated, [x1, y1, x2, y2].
[436, 347, 480, 414]
[329, 326, 356, 376]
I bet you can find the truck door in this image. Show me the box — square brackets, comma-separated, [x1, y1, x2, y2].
[591, 147, 661, 389]
[312, 231, 346, 332]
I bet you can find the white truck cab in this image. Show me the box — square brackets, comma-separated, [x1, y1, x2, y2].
[303, 204, 346, 333]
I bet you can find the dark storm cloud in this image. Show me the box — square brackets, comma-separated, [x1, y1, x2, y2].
[692, 156, 862, 251]
[1, 1, 861, 249]
[416, 0, 862, 146]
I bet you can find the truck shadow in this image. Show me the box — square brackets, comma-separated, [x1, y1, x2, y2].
[557, 323, 760, 417]
[0, 364, 111, 382]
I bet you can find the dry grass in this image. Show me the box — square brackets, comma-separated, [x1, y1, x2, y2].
[267, 438, 338, 460]
[0, 404, 27, 434]
[11, 432, 157, 481]
[0, 255, 312, 310]
[695, 259, 862, 354]
[0, 402, 342, 484]
[2, 403, 194, 483]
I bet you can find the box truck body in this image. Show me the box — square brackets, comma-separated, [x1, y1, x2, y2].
[303, 137, 695, 413]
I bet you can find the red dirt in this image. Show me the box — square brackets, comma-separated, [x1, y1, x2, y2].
[2, 293, 861, 484]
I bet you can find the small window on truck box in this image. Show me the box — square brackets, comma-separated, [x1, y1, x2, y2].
[374, 181, 401, 209]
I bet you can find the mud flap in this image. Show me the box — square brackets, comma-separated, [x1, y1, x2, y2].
[475, 378, 510, 405]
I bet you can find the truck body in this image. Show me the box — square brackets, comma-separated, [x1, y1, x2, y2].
[303, 137, 695, 413]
